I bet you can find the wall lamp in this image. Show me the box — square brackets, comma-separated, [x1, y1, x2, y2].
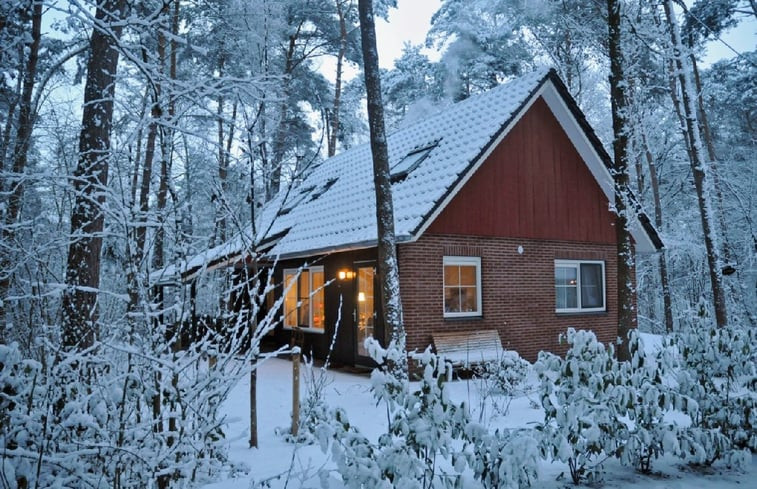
[338, 269, 355, 280]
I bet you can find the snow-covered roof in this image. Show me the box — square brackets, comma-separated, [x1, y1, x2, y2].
[155, 69, 661, 284]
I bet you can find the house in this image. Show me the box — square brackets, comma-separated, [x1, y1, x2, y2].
[157, 68, 662, 365]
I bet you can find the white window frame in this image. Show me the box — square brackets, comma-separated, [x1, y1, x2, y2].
[443, 256, 483, 318]
[282, 266, 325, 333]
[554, 259, 606, 313]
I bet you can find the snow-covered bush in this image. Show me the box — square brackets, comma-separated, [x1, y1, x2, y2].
[317, 407, 388, 489]
[318, 342, 469, 488]
[0, 343, 43, 488]
[318, 340, 539, 489]
[616, 331, 697, 473]
[535, 329, 627, 484]
[670, 317, 757, 464]
[536, 327, 738, 481]
[0, 333, 252, 488]
[474, 350, 529, 397]
[470, 350, 530, 422]
[462, 425, 539, 489]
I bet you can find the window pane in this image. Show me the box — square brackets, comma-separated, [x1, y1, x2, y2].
[580, 264, 603, 309]
[311, 269, 325, 330]
[555, 266, 577, 286]
[444, 287, 461, 313]
[284, 272, 298, 327]
[298, 270, 310, 326]
[459, 265, 476, 286]
[444, 265, 459, 286]
[460, 286, 478, 312]
[556, 286, 577, 309]
[357, 267, 375, 357]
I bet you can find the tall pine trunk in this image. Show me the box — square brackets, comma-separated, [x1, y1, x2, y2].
[607, 0, 636, 361]
[328, 0, 348, 157]
[358, 0, 406, 376]
[663, 0, 728, 327]
[61, 0, 126, 349]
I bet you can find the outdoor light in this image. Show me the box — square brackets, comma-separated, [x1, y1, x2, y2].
[358, 292, 366, 302]
[338, 269, 355, 280]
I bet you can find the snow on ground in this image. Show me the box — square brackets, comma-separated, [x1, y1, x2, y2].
[205, 356, 755, 489]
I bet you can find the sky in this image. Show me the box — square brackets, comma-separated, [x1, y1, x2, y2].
[375, 0, 442, 69]
[374, 0, 755, 69]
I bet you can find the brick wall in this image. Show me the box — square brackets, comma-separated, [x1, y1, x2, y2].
[398, 234, 623, 363]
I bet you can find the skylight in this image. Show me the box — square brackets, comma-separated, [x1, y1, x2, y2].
[277, 185, 316, 216]
[390, 140, 440, 183]
[310, 177, 338, 201]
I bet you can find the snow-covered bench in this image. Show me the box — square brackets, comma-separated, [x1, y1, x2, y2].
[432, 330, 503, 367]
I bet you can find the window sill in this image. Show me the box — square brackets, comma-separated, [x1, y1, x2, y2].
[555, 310, 607, 317]
[283, 326, 326, 334]
[443, 314, 483, 321]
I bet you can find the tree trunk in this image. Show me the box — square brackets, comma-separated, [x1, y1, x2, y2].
[607, 0, 636, 361]
[61, 0, 126, 349]
[663, 0, 728, 328]
[152, 11, 171, 273]
[328, 0, 348, 157]
[0, 0, 42, 333]
[268, 30, 299, 200]
[689, 51, 731, 263]
[641, 131, 674, 332]
[358, 0, 406, 377]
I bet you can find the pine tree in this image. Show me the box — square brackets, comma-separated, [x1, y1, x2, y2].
[358, 0, 406, 376]
[61, 0, 127, 348]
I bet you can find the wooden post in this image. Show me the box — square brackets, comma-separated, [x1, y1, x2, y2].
[249, 366, 258, 447]
[291, 346, 300, 437]
[249, 260, 259, 448]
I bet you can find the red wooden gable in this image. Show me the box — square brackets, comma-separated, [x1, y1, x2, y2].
[427, 97, 616, 244]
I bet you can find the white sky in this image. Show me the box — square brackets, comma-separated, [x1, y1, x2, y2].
[374, 0, 754, 69]
[375, 0, 442, 69]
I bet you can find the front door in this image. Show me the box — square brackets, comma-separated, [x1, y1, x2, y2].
[355, 263, 377, 361]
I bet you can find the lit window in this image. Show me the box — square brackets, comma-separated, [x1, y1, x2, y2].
[283, 267, 325, 332]
[443, 256, 482, 317]
[555, 260, 605, 313]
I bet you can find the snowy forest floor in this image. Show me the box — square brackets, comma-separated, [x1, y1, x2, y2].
[205, 347, 755, 489]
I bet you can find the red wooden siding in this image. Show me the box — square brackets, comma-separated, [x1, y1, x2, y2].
[426, 97, 615, 243]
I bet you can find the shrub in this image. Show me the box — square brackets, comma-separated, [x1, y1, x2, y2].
[462, 425, 539, 489]
[536, 329, 703, 482]
[474, 350, 530, 397]
[318, 341, 538, 489]
[670, 317, 756, 464]
[535, 329, 627, 484]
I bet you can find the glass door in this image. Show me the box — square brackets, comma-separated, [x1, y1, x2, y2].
[356, 265, 375, 358]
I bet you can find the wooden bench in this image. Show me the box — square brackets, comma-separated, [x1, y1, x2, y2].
[432, 330, 503, 367]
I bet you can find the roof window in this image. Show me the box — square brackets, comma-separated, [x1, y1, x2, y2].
[278, 185, 316, 216]
[390, 140, 439, 183]
[310, 177, 338, 201]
